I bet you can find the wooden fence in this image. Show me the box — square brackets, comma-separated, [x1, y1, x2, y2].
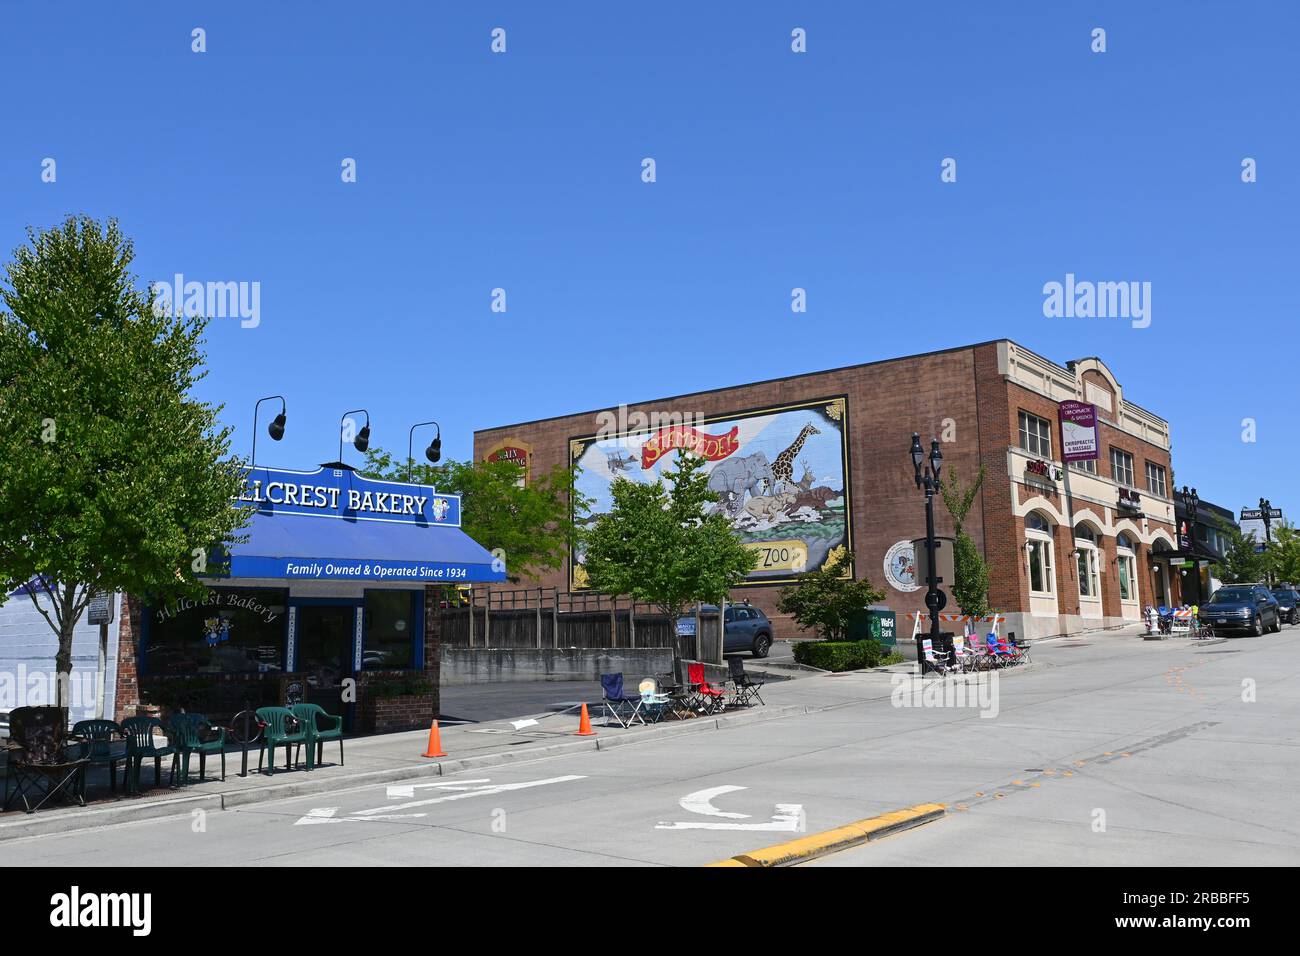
[438, 586, 723, 662]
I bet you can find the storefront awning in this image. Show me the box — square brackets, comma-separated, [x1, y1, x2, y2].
[222, 511, 506, 584]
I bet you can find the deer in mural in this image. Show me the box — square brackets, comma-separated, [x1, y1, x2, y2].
[771, 424, 821, 492]
[794, 459, 815, 493]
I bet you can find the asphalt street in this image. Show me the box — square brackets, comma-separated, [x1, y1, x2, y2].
[7, 627, 1298, 866]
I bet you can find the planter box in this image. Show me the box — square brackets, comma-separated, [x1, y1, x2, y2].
[356, 693, 436, 734]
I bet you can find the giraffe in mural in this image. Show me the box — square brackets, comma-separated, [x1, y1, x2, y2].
[771, 423, 821, 492]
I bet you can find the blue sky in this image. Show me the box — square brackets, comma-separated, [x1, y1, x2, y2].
[2, 1, 1295, 520]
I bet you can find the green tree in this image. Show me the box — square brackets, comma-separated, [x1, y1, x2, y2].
[1264, 522, 1300, 585]
[1214, 525, 1267, 584]
[939, 464, 991, 616]
[776, 550, 886, 640]
[581, 449, 757, 618]
[0, 216, 250, 706]
[361, 447, 586, 584]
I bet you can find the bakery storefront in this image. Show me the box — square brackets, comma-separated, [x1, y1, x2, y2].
[115, 464, 505, 732]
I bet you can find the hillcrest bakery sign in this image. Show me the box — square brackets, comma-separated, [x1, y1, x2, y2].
[236, 465, 461, 527]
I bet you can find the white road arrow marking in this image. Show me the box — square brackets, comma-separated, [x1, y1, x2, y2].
[295, 807, 341, 825]
[385, 779, 491, 799]
[355, 775, 587, 816]
[679, 785, 750, 819]
[293, 808, 429, 825]
[656, 786, 805, 831]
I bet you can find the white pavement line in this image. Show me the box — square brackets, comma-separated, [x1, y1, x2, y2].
[385, 779, 492, 798]
[355, 774, 588, 815]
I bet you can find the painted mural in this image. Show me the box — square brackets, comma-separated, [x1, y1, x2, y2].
[569, 396, 851, 587]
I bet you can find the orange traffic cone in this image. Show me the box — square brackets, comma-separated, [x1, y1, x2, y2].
[574, 703, 596, 736]
[421, 720, 447, 758]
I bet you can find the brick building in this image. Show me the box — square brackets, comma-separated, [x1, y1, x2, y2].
[474, 340, 1182, 641]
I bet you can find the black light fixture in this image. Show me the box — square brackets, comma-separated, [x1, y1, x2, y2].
[407, 421, 442, 482]
[338, 409, 371, 464]
[251, 395, 287, 466]
[908, 432, 947, 674]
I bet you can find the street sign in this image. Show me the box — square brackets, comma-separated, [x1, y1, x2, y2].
[87, 592, 114, 625]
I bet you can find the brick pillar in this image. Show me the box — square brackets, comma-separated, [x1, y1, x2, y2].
[1100, 535, 1121, 619]
[113, 593, 142, 722]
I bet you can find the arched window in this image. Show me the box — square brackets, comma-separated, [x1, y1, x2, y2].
[1025, 512, 1055, 595]
[1116, 532, 1135, 552]
[1073, 523, 1101, 598]
[1115, 533, 1138, 602]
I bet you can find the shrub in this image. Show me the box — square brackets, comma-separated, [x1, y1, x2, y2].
[792, 638, 895, 672]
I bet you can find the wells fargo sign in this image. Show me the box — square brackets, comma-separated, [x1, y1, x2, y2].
[640, 424, 740, 468]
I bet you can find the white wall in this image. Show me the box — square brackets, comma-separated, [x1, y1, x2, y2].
[0, 588, 121, 725]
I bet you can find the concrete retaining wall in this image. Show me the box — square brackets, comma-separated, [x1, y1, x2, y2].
[440, 647, 676, 685]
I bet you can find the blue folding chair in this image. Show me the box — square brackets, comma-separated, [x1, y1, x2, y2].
[600, 673, 645, 728]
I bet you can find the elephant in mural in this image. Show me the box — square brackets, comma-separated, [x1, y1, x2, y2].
[708, 452, 775, 515]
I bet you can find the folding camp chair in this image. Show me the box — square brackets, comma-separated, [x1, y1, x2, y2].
[951, 633, 977, 674]
[637, 678, 672, 724]
[659, 666, 694, 719]
[3, 707, 90, 813]
[921, 638, 952, 676]
[600, 673, 645, 728]
[1007, 632, 1031, 663]
[985, 632, 1020, 667]
[687, 662, 727, 715]
[727, 657, 766, 707]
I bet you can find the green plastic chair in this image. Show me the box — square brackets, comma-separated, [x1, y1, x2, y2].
[289, 703, 344, 768]
[168, 713, 228, 785]
[119, 716, 179, 794]
[70, 719, 125, 794]
[255, 706, 312, 775]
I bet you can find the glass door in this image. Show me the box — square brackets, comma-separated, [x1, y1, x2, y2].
[295, 604, 355, 724]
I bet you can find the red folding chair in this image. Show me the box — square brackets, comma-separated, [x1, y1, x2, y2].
[687, 662, 727, 715]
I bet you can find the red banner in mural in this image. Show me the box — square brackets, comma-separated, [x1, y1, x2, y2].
[641, 425, 740, 468]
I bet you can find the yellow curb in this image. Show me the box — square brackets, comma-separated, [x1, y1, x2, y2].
[705, 803, 946, 867]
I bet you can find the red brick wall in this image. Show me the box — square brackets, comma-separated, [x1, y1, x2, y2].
[475, 344, 994, 634]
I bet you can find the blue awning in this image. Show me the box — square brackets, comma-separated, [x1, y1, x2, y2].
[221, 511, 505, 584]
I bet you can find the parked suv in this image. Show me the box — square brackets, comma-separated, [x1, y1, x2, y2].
[676, 603, 775, 658]
[1199, 584, 1282, 636]
[1270, 585, 1300, 625]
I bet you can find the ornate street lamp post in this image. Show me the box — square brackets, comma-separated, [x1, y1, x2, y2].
[910, 433, 945, 673]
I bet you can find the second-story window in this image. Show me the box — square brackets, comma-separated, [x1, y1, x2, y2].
[1110, 447, 1135, 487]
[1018, 411, 1053, 458]
[1146, 462, 1167, 497]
